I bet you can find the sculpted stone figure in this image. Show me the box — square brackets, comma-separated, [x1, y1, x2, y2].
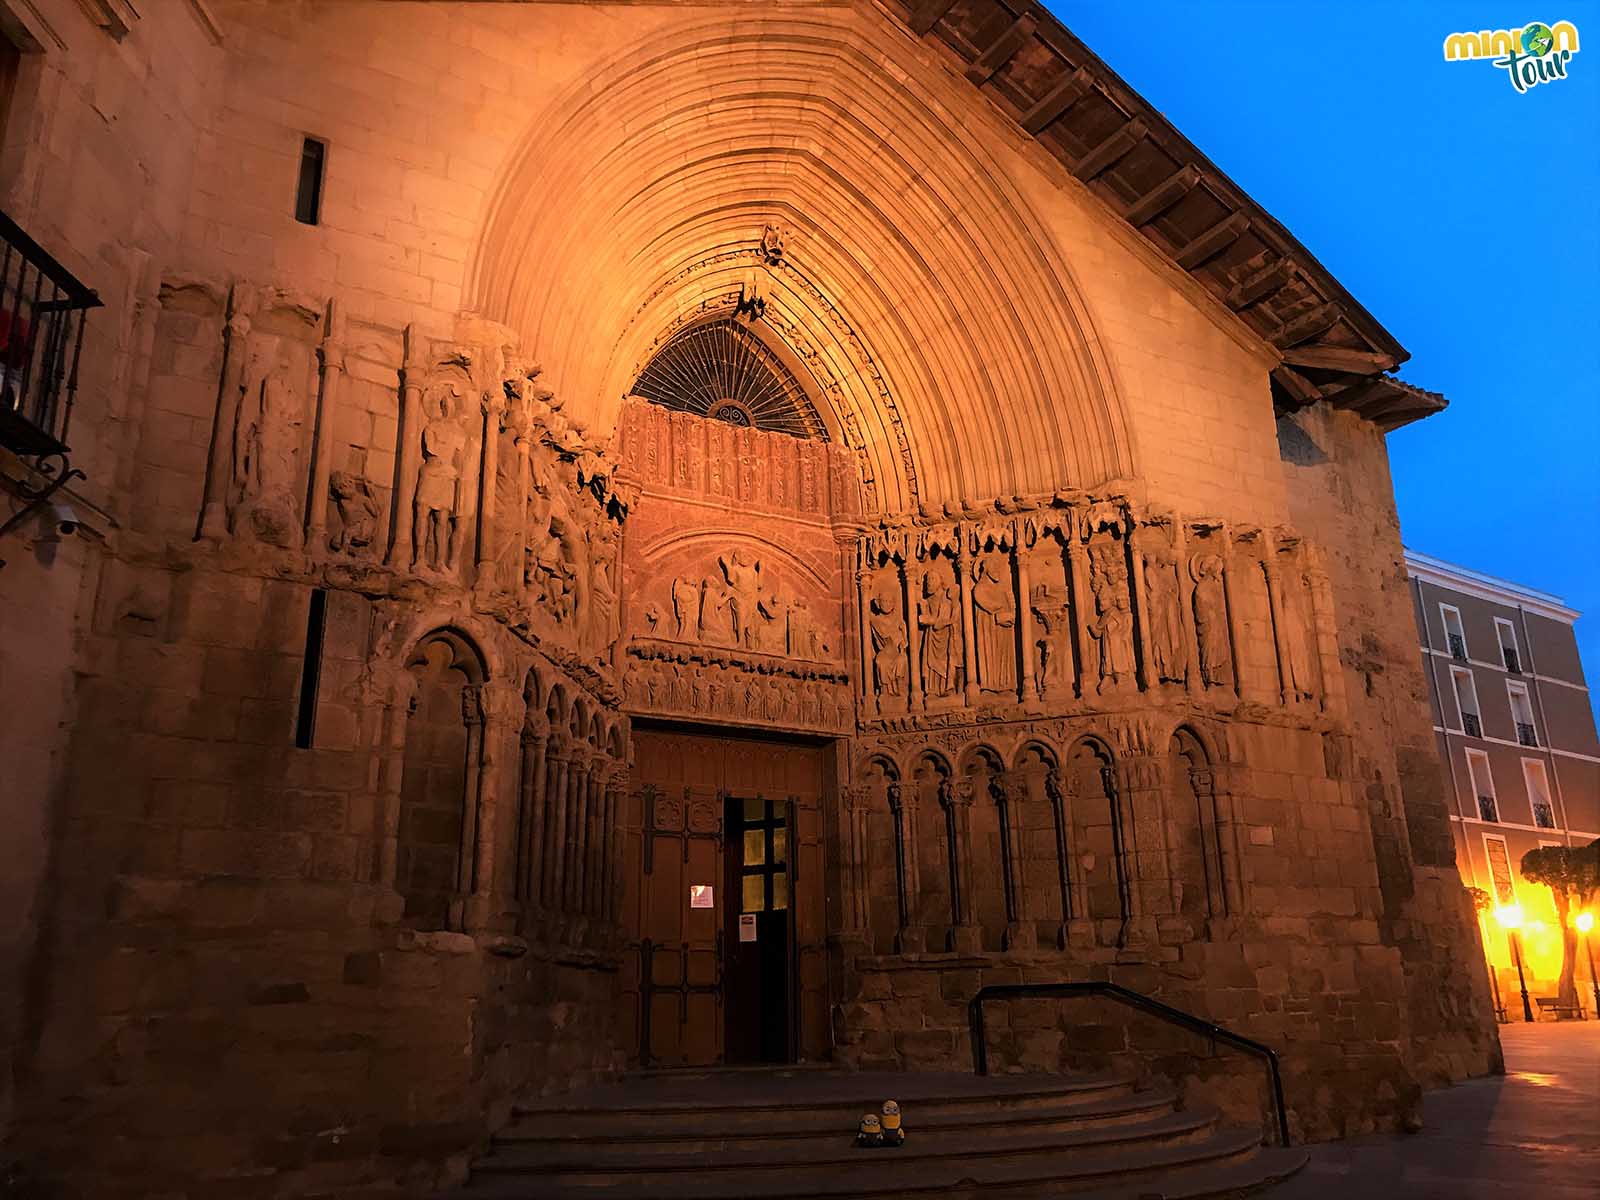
[412, 382, 469, 573]
[1143, 548, 1187, 685]
[700, 572, 734, 646]
[970, 553, 1016, 694]
[1030, 581, 1074, 693]
[868, 589, 907, 698]
[328, 470, 380, 554]
[917, 573, 959, 699]
[1189, 554, 1232, 687]
[588, 553, 619, 657]
[1088, 541, 1135, 692]
[233, 350, 303, 547]
[720, 550, 763, 649]
[671, 577, 702, 640]
[1279, 571, 1317, 702]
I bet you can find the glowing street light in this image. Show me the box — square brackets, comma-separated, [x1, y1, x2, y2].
[1576, 910, 1600, 1019]
[1495, 904, 1535, 1022]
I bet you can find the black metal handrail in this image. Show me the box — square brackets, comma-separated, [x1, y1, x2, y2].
[968, 981, 1291, 1147]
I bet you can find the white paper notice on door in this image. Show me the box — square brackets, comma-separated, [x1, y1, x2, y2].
[689, 884, 714, 909]
[739, 913, 757, 942]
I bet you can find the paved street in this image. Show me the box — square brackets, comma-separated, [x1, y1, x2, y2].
[1274, 1022, 1599, 1199]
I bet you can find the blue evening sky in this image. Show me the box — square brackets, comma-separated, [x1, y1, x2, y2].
[1054, 2, 1600, 706]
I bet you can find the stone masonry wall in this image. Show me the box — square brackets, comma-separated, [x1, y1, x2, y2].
[1276, 405, 1500, 1088]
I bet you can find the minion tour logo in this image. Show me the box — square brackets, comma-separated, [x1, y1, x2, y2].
[1443, 20, 1581, 92]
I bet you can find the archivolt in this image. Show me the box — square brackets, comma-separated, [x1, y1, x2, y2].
[470, 11, 1136, 514]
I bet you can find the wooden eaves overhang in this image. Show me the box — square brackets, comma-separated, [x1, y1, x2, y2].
[886, 0, 1448, 432]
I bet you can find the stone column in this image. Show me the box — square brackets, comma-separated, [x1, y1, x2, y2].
[198, 283, 255, 541]
[999, 773, 1035, 949]
[1220, 531, 1246, 700]
[1044, 770, 1076, 948]
[957, 546, 979, 707]
[1106, 762, 1142, 940]
[387, 324, 425, 566]
[1171, 523, 1201, 697]
[1128, 538, 1154, 692]
[901, 557, 922, 711]
[563, 747, 590, 915]
[453, 685, 485, 931]
[475, 384, 506, 580]
[856, 565, 875, 717]
[1065, 521, 1092, 700]
[1261, 552, 1291, 706]
[541, 737, 571, 911]
[601, 773, 625, 928]
[305, 299, 346, 550]
[470, 682, 519, 917]
[1015, 544, 1036, 702]
[518, 713, 550, 910]
[842, 786, 872, 936]
[946, 780, 981, 953]
[586, 764, 609, 921]
[1211, 765, 1248, 919]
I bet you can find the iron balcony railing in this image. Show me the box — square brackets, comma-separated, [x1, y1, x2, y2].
[968, 981, 1291, 1148]
[1448, 634, 1467, 661]
[1477, 794, 1498, 823]
[0, 209, 100, 462]
[1532, 802, 1555, 830]
[1502, 647, 1521, 674]
[1462, 712, 1482, 737]
[1516, 722, 1538, 747]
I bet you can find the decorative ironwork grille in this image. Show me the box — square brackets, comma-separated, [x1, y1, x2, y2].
[1462, 712, 1482, 737]
[1448, 634, 1467, 661]
[1476, 794, 1498, 823]
[631, 319, 825, 440]
[1532, 802, 1555, 829]
[1516, 722, 1538, 747]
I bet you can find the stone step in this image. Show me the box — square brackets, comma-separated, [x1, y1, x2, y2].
[500, 1084, 1179, 1149]
[478, 1104, 1215, 1176]
[511, 1070, 1136, 1122]
[453, 1127, 1281, 1198]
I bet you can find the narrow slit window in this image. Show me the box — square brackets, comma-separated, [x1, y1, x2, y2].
[294, 588, 328, 748]
[295, 137, 326, 225]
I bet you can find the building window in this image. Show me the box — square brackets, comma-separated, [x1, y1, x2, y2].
[1507, 683, 1537, 746]
[1451, 667, 1481, 736]
[1495, 618, 1522, 674]
[1522, 759, 1556, 829]
[1466, 748, 1497, 822]
[1441, 604, 1468, 661]
[295, 137, 326, 225]
[1482, 834, 1515, 905]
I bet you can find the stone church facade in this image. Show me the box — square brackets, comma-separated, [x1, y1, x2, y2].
[0, 1, 1498, 1196]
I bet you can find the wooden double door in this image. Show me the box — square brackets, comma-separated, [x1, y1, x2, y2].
[623, 726, 830, 1067]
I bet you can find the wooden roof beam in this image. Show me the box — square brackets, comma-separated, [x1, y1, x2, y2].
[1021, 66, 1094, 135]
[1174, 211, 1250, 270]
[1281, 345, 1398, 374]
[1277, 302, 1340, 347]
[966, 15, 1037, 85]
[909, 0, 958, 36]
[1072, 117, 1147, 181]
[1226, 257, 1297, 311]
[1271, 364, 1322, 408]
[1122, 164, 1201, 227]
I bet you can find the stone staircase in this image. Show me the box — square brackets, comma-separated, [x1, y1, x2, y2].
[450, 1068, 1307, 1198]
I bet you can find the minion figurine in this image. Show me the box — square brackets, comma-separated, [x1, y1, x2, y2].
[855, 1112, 883, 1148]
[880, 1100, 904, 1148]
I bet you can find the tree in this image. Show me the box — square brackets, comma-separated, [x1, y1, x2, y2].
[1520, 839, 1600, 1009]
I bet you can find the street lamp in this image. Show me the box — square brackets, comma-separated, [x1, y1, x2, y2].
[1495, 904, 1535, 1023]
[1577, 910, 1600, 1020]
